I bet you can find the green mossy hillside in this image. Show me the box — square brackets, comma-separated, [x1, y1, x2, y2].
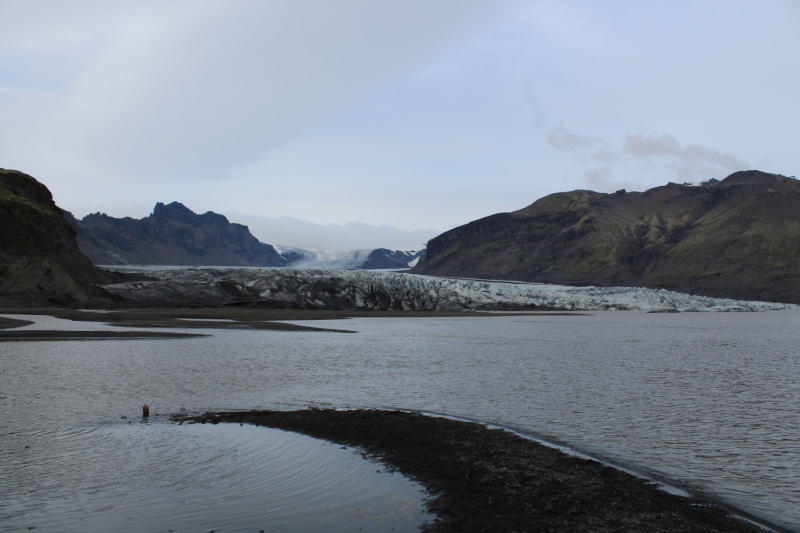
[413, 171, 800, 304]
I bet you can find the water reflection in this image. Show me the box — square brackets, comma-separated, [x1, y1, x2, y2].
[1, 422, 427, 532]
[1, 311, 799, 530]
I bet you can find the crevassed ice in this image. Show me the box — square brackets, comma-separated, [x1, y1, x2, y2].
[104, 266, 800, 312]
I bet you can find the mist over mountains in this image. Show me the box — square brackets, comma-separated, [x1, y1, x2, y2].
[229, 214, 438, 252]
[63, 203, 424, 270]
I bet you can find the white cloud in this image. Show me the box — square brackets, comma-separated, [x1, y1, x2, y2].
[547, 125, 750, 192]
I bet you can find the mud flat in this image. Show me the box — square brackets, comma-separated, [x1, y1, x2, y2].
[0, 307, 572, 335]
[0, 329, 204, 341]
[0, 316, 30, 329]
[188, 409, 780, 533]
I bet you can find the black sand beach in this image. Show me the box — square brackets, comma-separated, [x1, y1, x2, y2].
[188, 409, 776, 533]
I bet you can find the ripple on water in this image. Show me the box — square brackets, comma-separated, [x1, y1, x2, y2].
[2, 311, 799, 531]
[0, 422, 428, 533]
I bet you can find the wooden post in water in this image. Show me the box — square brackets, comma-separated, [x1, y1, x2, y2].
[143, 404, 150, 417]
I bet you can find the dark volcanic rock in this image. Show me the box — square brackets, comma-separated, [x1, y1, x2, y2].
[0, 168, 122, 307]
[412, 171, 800, 304]
[362, 248, 425, 269]
[189, 409, 770, 533]
[72, 202, 286, 267]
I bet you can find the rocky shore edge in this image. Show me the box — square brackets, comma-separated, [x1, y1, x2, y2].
[186, 408, 780, 533]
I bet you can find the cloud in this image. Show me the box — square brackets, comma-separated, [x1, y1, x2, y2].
[546, 124, 605, 153]
[583, 166, 616, 192]
[0, 0, 520, 184]
[519, 74, 547, 133]
[623, 133, 747, 172]
[547, 125, 749, 191]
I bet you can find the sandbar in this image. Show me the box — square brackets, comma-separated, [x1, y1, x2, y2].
[187, 409, 781, 533]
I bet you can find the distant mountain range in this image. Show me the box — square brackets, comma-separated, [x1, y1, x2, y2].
[5, 166, 799, 308]
[64, 202, 423, 270]
[411, 170, 800, 304]
[0, 168, 423, 307]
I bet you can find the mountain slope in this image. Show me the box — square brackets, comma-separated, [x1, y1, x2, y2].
[411, 171, 800, 304]
[0, 168, 121, 306]
[70, 202, 286, 267]
[361, 248, 424, 269]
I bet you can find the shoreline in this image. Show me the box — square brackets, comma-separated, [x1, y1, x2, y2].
[0, 307, 578, 336]
[186, 408, 784, 533]
[433, 411, 788, 533]
[0, 329, 205, 341]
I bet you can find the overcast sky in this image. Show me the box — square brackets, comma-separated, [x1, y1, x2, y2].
[1, 0, 798, 235]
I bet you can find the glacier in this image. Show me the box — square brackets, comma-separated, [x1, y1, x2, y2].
[102, 267, 800, 312]
[276, 248, 376, 269]
[271, 246, 422, 269]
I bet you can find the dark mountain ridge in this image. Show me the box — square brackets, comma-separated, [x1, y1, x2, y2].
[68, 202, 286, 266]
[362, 248, 425, 269]
[412, 170, 800, 304]
[0, 168, 122, 306]
[70, 207, 424, 269]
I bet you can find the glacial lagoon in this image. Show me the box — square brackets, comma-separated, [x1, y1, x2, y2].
[1, 311, 799, 531]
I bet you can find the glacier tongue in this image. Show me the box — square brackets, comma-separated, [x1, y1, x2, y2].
[103, 267, 800, 312]
[285, 249, 375, 269]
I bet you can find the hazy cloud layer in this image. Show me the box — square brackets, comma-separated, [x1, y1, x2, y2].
[0, 1, 518, 184]
[547, 125, 606, 154]
[230, 215, 437, 251]
[1, 1, 798, 232]
[548, 125, 750, 192]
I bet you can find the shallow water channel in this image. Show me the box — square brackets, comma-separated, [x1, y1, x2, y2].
[1, 311, 799, 531]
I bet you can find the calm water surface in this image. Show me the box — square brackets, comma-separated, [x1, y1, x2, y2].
[1, 311, 799, 531]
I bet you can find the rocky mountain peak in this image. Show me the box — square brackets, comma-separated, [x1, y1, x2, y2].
[152, 201, 231, 228]
[74, 201, 284, 267]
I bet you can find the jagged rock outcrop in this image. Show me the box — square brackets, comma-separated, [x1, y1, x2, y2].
[0, 168, 122, 307]
[68, 202, 286, 267]
[362, 248, 424, 269]
[101, 267, 800, 312]
[412, 171, 800, 304]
